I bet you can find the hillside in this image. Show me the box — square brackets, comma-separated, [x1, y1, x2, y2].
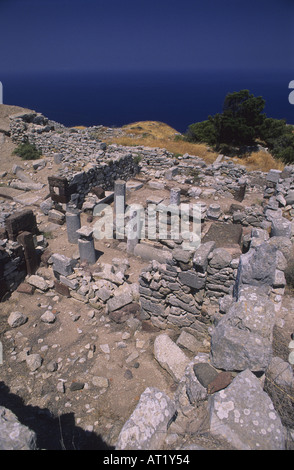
[97, 120, 285, 172]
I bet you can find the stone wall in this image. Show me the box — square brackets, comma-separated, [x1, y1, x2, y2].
[138, 242, 239, 332]
[0, 210, 40, 301]
[9, 113, 140, 206]
[0, 240, 26, 301]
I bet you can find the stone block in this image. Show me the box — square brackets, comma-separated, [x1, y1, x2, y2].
[51, 253, 73, 277]
[209, 369, 285, 450]
[193, 241, 215, 273]
[107, 289, 133, 313]
[5, 209, 37, 241]
[54, 280, 71, 297]
[271, 217, 292, 238]
[0, 407, 37, 450]
[48, 175, 70, 203]
[47, 209, 65, 225]
[116, 387, 177, 450]
[154, 333, 190, 382]
[178, 270, 206, 289]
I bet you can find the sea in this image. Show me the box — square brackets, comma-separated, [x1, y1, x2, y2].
[1, 69, 293, 133]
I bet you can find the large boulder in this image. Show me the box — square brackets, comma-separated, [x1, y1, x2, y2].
[116, 387, 177, 450]
[233, 242, 278, 298]
[209, 369, 286, 450]
[0, 407, 37, 450]
[154, 334, 190, 382]
[210, 286, 275, 372]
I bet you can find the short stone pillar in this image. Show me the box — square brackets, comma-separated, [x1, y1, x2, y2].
[127, 205, 143, 254]
[170, 188, 181, 206]
[234, 180, 247, 202]
[17, 231, 38, 275]
[114, 179, 126, 239]
[76, 226, 96, 265]
[66, 209, 81, 244]
[207, 204, 221, 220]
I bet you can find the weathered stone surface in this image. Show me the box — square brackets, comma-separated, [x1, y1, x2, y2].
[176, 330, 203, 354]
[40, 310, 56, 324]
[116, 387, 177, 450]
[193, 362, 219, 388]
[26, 353, 43, 372]
[266, 169, 282, 183]
[154, 334, 190, 382]
[266, 356, 294, 389]
[106, 287, 133, 313]
[210, 286, 275, 372]
[172, 248, 193, 264]
[175, 354, 210, 407]
[16, 282, 35, 295]
[234, 242, 277, 297]
[134, 244, 173, 265]
[51, 253, 73, 277]
[7, 311, 28, 328]
[0, 407, 37, 450]
[271, 217, 292, 238]
[27, 275, 49, 291]
[54, 280, 71, 297]
[109, 303, 140, 323]
[207, 371, 233, 394]
[285, 190, 294, 206]
[209, 248, 232, 270]
[209, 369, 286, 450]
[178, 270, 206, 290]
[193, 241, 215, 273]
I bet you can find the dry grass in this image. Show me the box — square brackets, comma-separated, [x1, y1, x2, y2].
[233, 150, 285, 172]
[105, 120, 219, 163]
[103, 121, 285, 171]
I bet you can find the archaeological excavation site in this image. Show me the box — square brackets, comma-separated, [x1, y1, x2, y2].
[0, 105, 294, 451]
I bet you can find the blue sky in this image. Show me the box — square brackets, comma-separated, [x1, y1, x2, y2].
[0, 0, 293, 75]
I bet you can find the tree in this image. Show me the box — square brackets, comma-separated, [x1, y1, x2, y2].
[186, 89, 294, 163]
[186, 89, 266, 149]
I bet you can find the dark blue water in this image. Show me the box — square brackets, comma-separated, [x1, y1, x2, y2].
[1, 70, 293, 133]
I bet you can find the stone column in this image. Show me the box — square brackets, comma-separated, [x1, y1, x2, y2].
[76, 226, 96, 265]
[127, 205, 143, 254]
[17, 231, 38, 275]
[234, 180, 247, 202]
[170, 188, 181, 206]
[66, 209, 81, 244]
[114, 179, 126, 239]
[207, 204, 221, 220]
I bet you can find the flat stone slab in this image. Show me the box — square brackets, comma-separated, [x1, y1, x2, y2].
[154, 333, 190, 382]
[209, 369, 286, 450]
[202, 222, 242, 248]
[146, 195, 164, 205]
[126, 181, 144, 191]
[0, 186, 26, 200]
[116, 387, 177, 450]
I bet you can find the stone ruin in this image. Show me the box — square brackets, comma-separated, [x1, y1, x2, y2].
[1, 110, 294, 450]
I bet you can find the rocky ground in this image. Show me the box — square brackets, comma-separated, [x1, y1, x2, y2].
[0, 105, 294, 451]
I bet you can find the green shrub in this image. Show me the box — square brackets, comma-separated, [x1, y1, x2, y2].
[185, 89, 294, 163]
[13, 142, 42, 160]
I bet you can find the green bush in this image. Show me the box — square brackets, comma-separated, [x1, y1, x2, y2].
[13, 142, 42, 160]
[185, 89, 294, 163]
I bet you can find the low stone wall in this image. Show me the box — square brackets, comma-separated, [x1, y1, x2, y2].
[0, 240, 26, 301]
[138, 242, 239, 331]
[0, 209, 40, 301]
